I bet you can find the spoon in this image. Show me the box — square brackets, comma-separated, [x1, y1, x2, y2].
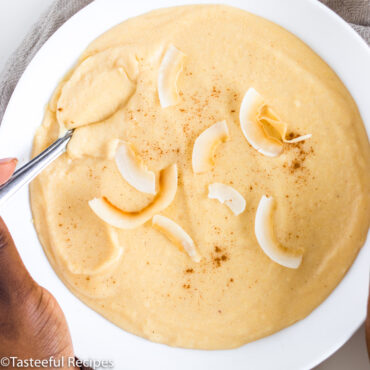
[0, 129, 73, 207]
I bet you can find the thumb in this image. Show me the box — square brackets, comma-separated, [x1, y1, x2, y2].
[0, 217, 36, 303]
[0, 158, 17, 185]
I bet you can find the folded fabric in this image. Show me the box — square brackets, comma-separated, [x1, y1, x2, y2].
[321, 0, 370, 41]
[0, 0, 93, 124]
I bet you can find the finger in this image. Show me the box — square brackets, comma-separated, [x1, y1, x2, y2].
[0, 158, 17, 185]
[0, 217, 35, 304]
[367, 287, 370, 357]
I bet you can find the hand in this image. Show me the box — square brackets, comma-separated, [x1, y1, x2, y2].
[367, 286, 370, 358]
[0, 158, 79, 370]
[0, 158, 17, 185]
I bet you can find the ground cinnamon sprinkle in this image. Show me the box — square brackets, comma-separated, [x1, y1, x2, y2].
[284, 137, 314, 175]
[226, 277, 234, 287]
[286, 132, 300, 140]
[213, 257, 222, 267]
[291, 160, 301, 170]
[185, 268, 194, 274]
[212, 246, 229, 267]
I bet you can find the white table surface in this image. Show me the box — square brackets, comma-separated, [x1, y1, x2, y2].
[0, 1, 368, 369]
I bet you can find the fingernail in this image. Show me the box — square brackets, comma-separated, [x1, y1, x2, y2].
[0, 158, 17, 164]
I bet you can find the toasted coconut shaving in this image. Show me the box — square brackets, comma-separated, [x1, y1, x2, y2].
[158, 45, 186, 108]
[89, 164, 177, 229]
[208, 183, 246, 215]
[240, 88, 311, 157]
[152, 215, 201, 262]
[114, 140, 157, 194]
[255, 195, 303, 269]
[192, 120, 230, 173]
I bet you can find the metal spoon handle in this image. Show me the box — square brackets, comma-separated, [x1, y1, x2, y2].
[0, 130, 73, 208]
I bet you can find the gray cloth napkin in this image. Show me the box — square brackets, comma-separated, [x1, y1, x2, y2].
[0, 0, 369, 125]
[321, 0, 370, 40]
[0, 0, 93, 124]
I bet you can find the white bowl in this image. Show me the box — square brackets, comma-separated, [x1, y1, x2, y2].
[0, 0, 369, 369]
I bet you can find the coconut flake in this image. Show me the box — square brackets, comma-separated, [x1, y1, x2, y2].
[255, 195, 303, 269]
[158, 45, 186, 108]
[240, 88, 311, 157]
[192, 120, 229, 174]
[114, 140, 156, 195]
[208, 183, 246, 215]
[152, 215, 201, 262]
[89, 164, 177, 229]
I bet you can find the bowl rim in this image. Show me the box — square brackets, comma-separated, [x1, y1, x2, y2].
[0, 0, 369, 369]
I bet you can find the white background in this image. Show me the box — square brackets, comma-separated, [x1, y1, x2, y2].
[0, 1, 368, 369]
